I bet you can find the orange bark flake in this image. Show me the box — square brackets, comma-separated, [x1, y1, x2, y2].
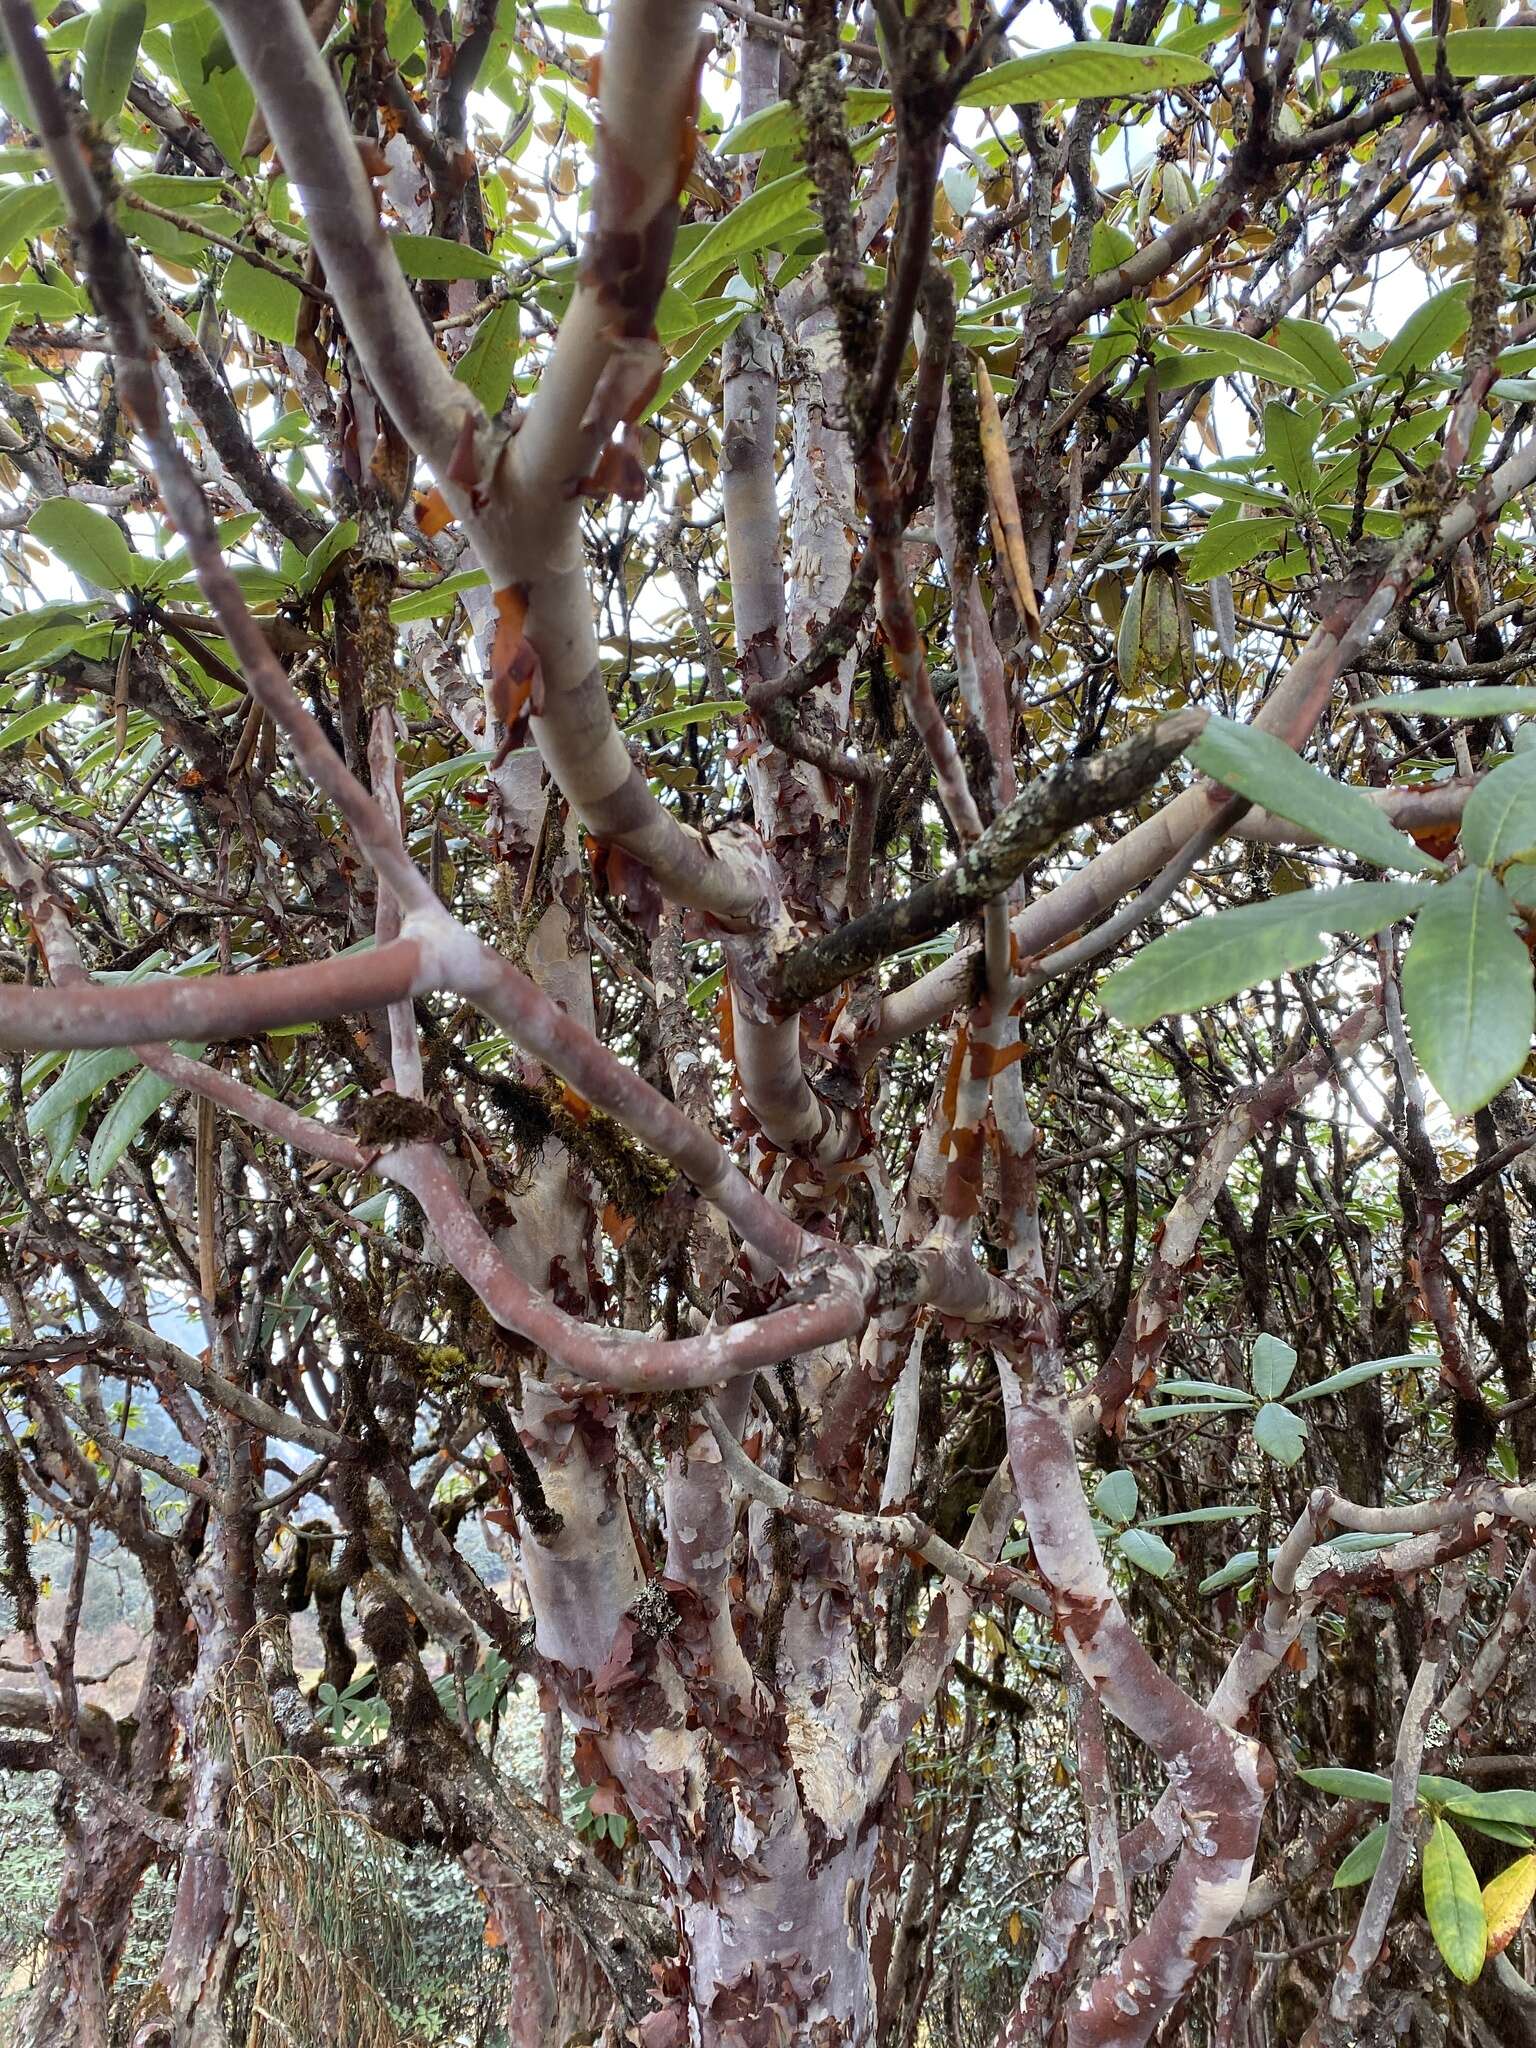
[413, 487, 456, 538]
[558, 1083, 592, 1123]
[489, 585, 543, 732]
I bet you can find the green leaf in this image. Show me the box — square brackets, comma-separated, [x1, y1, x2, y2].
[1333, 28, 1536, 80]
[1138, 1400, 1256, 1420]
[1253, 1401, 1307, 1465]
[88, 1054, 197, 1187]
[1093, 1469, 1139, 1525]
[168, 15, 254, 166]
[1117, 1527, 1177, 1579]
[1184, 514, 1290, 582]
[1272, 316, 1355, 395]
[1445, 1791, 1536, 1827]
[1300, 1766, 1394, 1803]
[0, 700, 72, 750]
[1262, 400, 1320, 499]
[1463, 749, 1536, 869]
[219, 256, 302, 347]
[83, 0, 145, 122]
[1191, 715, 1439, 874]
[1335, 1823, 1391, 1888]
[1460, 1818, 1536, 1846]
[1199, 1548, 1267, 1593]
[539, 4, 603, 35]
[1165, 324, 1330, 394]
[390, 568, 488, 623]
[1401, 867, 1535, 1117]
[717, 87, 890, 156]
[389, 234, 500, 280]
[954, 41, 1213, 107]
[673, 170, 814, 287]
[127, 173, 228, 208]
[1143, 1503, 1258, 1528]
[645, 312, 744, 422]
[625, 696, 748, 737]
[294, 517, 358, 597]
[1251, 1333, 1298, 1401]
[1288, 1353, 1436, 1402]
[1115, 571, 1145, 689]
[1352, 687, 1536, 721]
[1424, 1817, 1488, 1984]
[454, 299, 520, 414]
[1376, 283, 1471, 384]
[0, 182, 63, 261]
[28, 1045, 140, 1138]
[28, 499, 139, 592]
[1100, 881, 1433, 1028]
[1155, 1379, 1257, 1404]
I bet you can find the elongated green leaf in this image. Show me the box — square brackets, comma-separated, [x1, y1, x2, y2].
[1192, 716, 1438, 873]
[0, 182, 63, 260]
[1100, 881, 1433, 1028]
[1424, 1817, 1488, 1984]
[1288, 1353, 1436, 1402]
[1142, 1503, 1258, 1528]
[673, 170, 814, 286]
[955, 41, 1212, 106]
[83, 0, 145, 121]
[1273, 316, 1355, 395]
[1446, 1791, 1536, 1827]
[389, 234, 500, 280]
[1155, 1379, 1257, 1404]
[1463, 750, 1536, 869]
[1263, 400, 1320, 499]
[1184, 515, 1290, 581]
[1401, 867, 1534, 1117]
[295, 518, 358, 597]
[168, 15, 254, 166]
[389, 568, 488, 624]
[645, 311, 744, 422]
[1251, 1333, 1298, 1401]
[220, 256, 302, 347]
[29, 499, 139, 592]
[1138, 1400, 1254, 1420]
[454, 299, 520, 414]
[717, 87, 891, 156]
[28, 1045, 139, 1137]
[1335, 1823, 1391, 1888]
[625, 696, 747, 736]
[88, 1057, 191, 1187]
[1093, 1469, 1139, 1525]
[1462, 1818, 1536, 1847]
[1253, 1401, 1307, 1465]
[0, 700, 72, 750]
[540, 4, 603, 33]
[1199, 1548, 1269, 1593]
[1165, 325, 1329, 393]
[1117, 1527, 1177, 1579]
[1301, 1766, 1394, 1802]
[1376, 284, 1471, 384]
[1334, 27, 1536, 79]
[1352, 687, 1536, 721]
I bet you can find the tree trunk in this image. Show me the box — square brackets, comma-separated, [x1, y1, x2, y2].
[15, 1813, 152, 2048]
[644, 1827, 882, 2047]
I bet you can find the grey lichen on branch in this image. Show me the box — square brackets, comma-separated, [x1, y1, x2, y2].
[771, 709, 1206, 1008]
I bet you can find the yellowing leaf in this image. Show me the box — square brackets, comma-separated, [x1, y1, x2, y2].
[1484, 1853, 1536, 1958]
[1424, 1817, 1488, 1984]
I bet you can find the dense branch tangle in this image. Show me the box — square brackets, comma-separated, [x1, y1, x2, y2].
[2, 2, 1536, 2046]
